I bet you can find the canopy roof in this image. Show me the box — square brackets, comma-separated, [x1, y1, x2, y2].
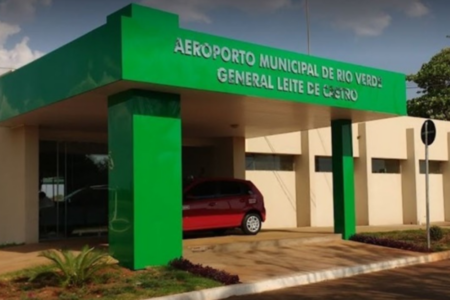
[0, 4, 406, 138]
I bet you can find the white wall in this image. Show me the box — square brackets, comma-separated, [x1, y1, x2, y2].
[311, 173, 333, 227]
[246, 171, 297, 229]
[365, 117, 408, 159]
[246, 132, 301, 155]
[417, 174, 445, 224]
[368, 175, 403, 225]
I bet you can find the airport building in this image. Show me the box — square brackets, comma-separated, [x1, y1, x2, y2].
[0, 4, 420, 269]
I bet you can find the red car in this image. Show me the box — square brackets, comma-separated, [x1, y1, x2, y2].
[182, 178, 266, 235]
[39, 178, 266, 238]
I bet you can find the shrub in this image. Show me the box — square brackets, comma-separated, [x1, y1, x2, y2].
[430, 226, 444, 241]
[350, 234, 432, 253]
[169, 258, 240, 285]
[35, 245, 111, 287]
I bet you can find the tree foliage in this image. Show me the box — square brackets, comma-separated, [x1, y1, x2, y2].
[407, 48, 450, 120]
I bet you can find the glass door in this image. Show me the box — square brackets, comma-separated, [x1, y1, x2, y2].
[39, 141, 108, 241]
[64, 142, 108, 237]
[39, 141, 68, 240]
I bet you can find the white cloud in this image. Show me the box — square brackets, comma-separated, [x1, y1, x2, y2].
[0, 22, 20, 46]
[0, 37, 44, 70]
[141, 0, 213, 23]
[0, 0, 50, 75]
[397, 0, 429, 17]
[140, 0, 300, 23]
[310, 0, 430, 37]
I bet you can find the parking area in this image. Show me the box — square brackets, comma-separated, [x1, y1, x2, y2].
[0, 229, 335, 275]
[183, 238, 422, 283]
[1, 225, 439, 281]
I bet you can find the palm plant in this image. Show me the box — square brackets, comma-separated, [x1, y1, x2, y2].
[35, 245, 111, 287]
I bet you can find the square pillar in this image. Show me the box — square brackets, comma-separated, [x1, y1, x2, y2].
[108, 89, 182, 270]
[354, 123, 369, 225]
[296, 131, 313, 227]
[331, 120, 356, 239]
[0, 126, 39, 245]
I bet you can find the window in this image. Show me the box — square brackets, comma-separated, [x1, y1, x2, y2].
[90, 188, 108, 208]
[69, 187, 108, 208]
[68, 188, 90, 206]
[219, 181, 250, 196]
[187, 181, 218, 199]
[419, 160, 443, 174]
[372, 158, 401, 174]
[315, 156, 332, 173]
[246, 154, 294, 171]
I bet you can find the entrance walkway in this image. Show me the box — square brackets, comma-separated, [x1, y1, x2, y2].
[184, 240, 421, 283]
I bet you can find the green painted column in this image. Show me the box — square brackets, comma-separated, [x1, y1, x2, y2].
[331, 119, 356, 240]
[108, 89, 182, 270]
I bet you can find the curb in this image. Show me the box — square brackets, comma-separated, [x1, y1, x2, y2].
[149, 250, 450, 300]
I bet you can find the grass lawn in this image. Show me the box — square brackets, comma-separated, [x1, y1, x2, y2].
[0, 263, 222, 300]
[359, 228, 450, 252]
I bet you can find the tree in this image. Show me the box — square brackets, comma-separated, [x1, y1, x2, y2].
[407, 48, 450, 120]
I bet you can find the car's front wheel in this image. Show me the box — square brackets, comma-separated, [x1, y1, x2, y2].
[241, 213, 262, 235]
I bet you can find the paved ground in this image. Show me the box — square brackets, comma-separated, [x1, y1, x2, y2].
[184, 240, 420, 282]
[1, 225, 449, 280]
[0, 229, 336, 275]
[226, 259, 450, 300]
[183, 228, 338, 248]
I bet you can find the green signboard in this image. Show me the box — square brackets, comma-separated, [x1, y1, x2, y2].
[0, 4, 406, 123]
[122, 5, 406, 115]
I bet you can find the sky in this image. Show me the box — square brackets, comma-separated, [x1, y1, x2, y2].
[0, 0, 449, 99]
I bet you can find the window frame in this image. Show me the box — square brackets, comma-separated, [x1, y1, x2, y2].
[371, 158, 401, 174]
[315, 156, 332, 173]
[245, 153, 294, 171]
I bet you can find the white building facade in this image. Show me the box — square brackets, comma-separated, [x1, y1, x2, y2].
[247, 116, 450, 229]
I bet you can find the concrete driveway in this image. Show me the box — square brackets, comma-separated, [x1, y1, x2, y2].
[1, 226, 448, 289]
[0, 229, 338, 275]
[183, 239, 422, 283]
